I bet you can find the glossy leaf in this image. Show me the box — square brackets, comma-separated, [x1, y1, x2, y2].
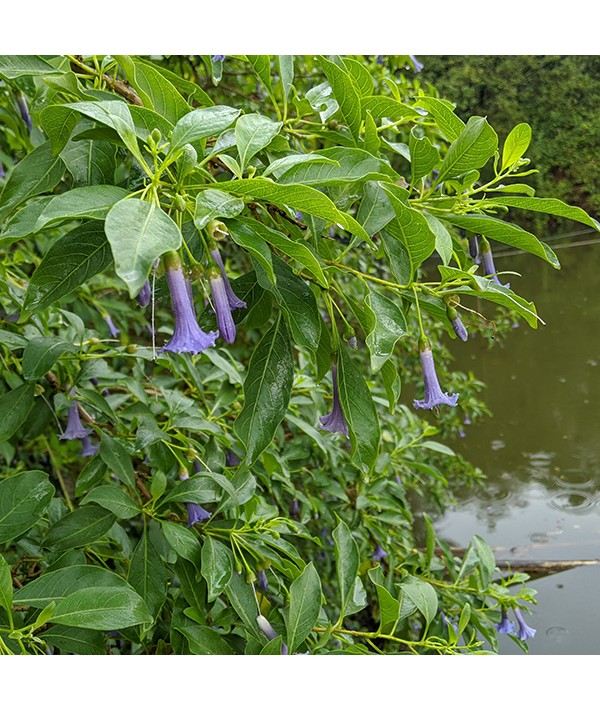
[128, 531, 168, 618]
[194, 189, 245, 230]
[44, 505, 116, 551]
[34, 185, 129, 230]
[399, 576, 438, 627]
[39, 625, 105, 655]
[332, 520, 359, 617]
[105, 198, 182, 297]
[277, 147, 396, 186]
[286, 562, 322, 652]
[170, 106, 241, 151]
[364, 289, 407, 373]
[234, 315, 294, 464]
[99, 432, 137, 491]
[0, 55, 64, 78]
[23, 221, 112, 314]
[235, 113, 283, 171]
[337, 345, 380, 473]
[65, 100, 142, 160]
[0, 554, 12, 614]
[161, 521, 202, 565]
[201, 537, 234, 602]
[80, 485, 141, 519]
[502, 122, 532, 169]
[22, 337, 78, 380]
[177, 624, 233, 654]
[361, 95, 420, 122]
[50, 586, 151, 630]
[0, 383, 36, 442]
[485, 196, 600, 232]
[415, 96, 466, 141]
[357, 181, 395, 236]
[409, 127, 440, 183]
[319, 56, 362, 142]
[437, 116, 498, 182]
[60, 138, 117, 186]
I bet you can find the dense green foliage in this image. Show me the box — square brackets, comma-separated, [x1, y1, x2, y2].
[420, 55, 600, 230]
[0, 54, 593, 655]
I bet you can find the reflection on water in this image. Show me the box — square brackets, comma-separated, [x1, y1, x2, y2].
[436, 234, 600, 654]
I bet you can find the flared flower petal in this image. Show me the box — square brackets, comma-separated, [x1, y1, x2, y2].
[372, 545, 387, 562]
[409, 55, 424, 72]
[209, 270, 237, 344]
[413, 345, 459, 410]
[319, 364, 349, 437]
[60, 393, 92, 441]
[186, 502, 211, 526]
[79, 436, 99, 457]
[496, 610, 516, 635]
[161, 257, 218, 354]
[513, 608, 536, 641]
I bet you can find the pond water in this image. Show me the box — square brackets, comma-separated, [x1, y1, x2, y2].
[436, 229, 600, 654]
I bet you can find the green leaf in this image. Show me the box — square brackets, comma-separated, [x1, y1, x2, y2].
[319, 56, 362, 142]
[99, 432, 137, 491]
[23, 221, 112, 314]
[380, 186, 436, 277]
[128, 531, 168, 618]
[0, 55, 64, 78]
[437, 116, 498, 182]
[225, 572, 261, 639]
[361, 95, 420, 123]
[440, 213, 560, 269]
[170, 105, 241, 151]
[424, 213, 454, 266]
[40, 105, 79, 154]
[34, 185, 129, 230]
[80, 485, 141, 519]
[44, 505, 117, 551]
[415, 97, 466, 142]
[357, 181, 395, 236]
[368, 567, 400, 635]
[0, 383, 36, 442]
[286, 562, 322, 652]
[342, 57, 374, 96]
[161, 475, 219, 506]
[278, 55, 295, 99]
[337, 346, 380, 473]
[209, 177, 372, 245]
[14, 564, 133, 608]
[399, 576, 438, 627]
[39, 625, 105, 655]
[409, 128, 440, 183]
[177, 624, 233, 654]
[277, 147, 396, 186]
[234, 315, 294, 465]
[0, 553, 13, 614]
[193, 189, 245, 230]
[105, 198, 182, 297]
[502, 123, 532, 169]
[263, 153, 339, 179]
[201, 537, 234, 602]
[473, 534, 497, 588]
[363, 110, 381, 155]
[1, 198, 51, 241]
[21, 337, 78, 380]
[248, 56, 273, 92]
[115, 56, 190, 125]
[332, 520, 359, 618]
[485, 196, 600, 232]
[60, 138, 118, 186]
[364, 289, 407, 373]
[161, 521, 202, 565]
[65, 100, 142, 160]
[174, 558, 206, 612]
[0, 142, 64, 223]
[235, 114, 283, 171]
[50, 586, 151, 630]
[381, 359, 401, 413]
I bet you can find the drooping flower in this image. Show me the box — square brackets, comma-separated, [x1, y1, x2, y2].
[161, 251, 218, 354]
[496, 610, 516, 635]
[211, 55, 226, 62]
[256, 614, 288, 655]
[136, 280, 151, 308]
[16, 93, 33, 133]
[372, 545, 387, 562]
[225, 449, 241, 467]
[409, 55, 424, 72]
[513, 607, 536, 641]
[79, 436, 99, 457]
[179, 469, 211, 526]
[209, 247, 247, 311]
[448, 307, 468, 342]
[60, 391, 92, 441]
[257, 569, 269, 592]
[209, 268, 237, 344]
[413, 342, 459, 410]
[468, 235, 479, 262]
[104, 315, 120, 338]
[319, 364, 349, 437]
[0, 162, 5, 179]
[481, 238, 510, 288]
[376, 55, 384, 65]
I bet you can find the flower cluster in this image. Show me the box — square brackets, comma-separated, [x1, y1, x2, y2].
[496, 607, 536, 642]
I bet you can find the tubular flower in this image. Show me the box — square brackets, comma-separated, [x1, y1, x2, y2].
[209, 268, 237, 344]
[409, 55, 424, 72]
[256, 615, 288, 655]
[225, 449, 241, 467]
[209, 247, 247, 311]
[448, 306, 468, 342]
[319, 364, 349, 437]
[496, 610, 516, 635]
[481, 238, 510, 288]
[60, 392, 92, 441]
[136, 280, 151, 308]
[79, 436, 99, 457]
[16, 93, 33, 132]
[257, 569, 269, 592]
[104, 315, 120, 338]
[468, 235, 479, 261]
[211, 55, 226, 62]
[513, 608, 536, 641]
[413, 342, 459, 410]
[179, 469, 211, 526]
[161, 252, 218, 354]
[372, 545, 388, 562]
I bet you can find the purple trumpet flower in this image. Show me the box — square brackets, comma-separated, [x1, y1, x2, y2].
[409, 55, 424, 72]
[481, 239, 510, 288]
[413, 343, 459, 410]
[225, 449, 241, 467]
[136, 280, 151, 308]
[257, 569, 269, 592]
[211, 55, 226, 62]
[256, 614, 288, 655]
[60, 393, 92, 441]
[447, 307, 468, 342]
[319, 364, 349, 437]
[496, 610, 516, 635]
[209, 269, 237, 344]
[468, 235, 479, 261]
[180, 468, 211, 525]
[79, 436, 99, 457]
[104, 315, 120, 338]
[513, 608, 536, 641]
[372, 545, 387, 562]
[161, 252, 218, 354]
[209, 247, 247, 311]
[16, 93, 33, 133]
